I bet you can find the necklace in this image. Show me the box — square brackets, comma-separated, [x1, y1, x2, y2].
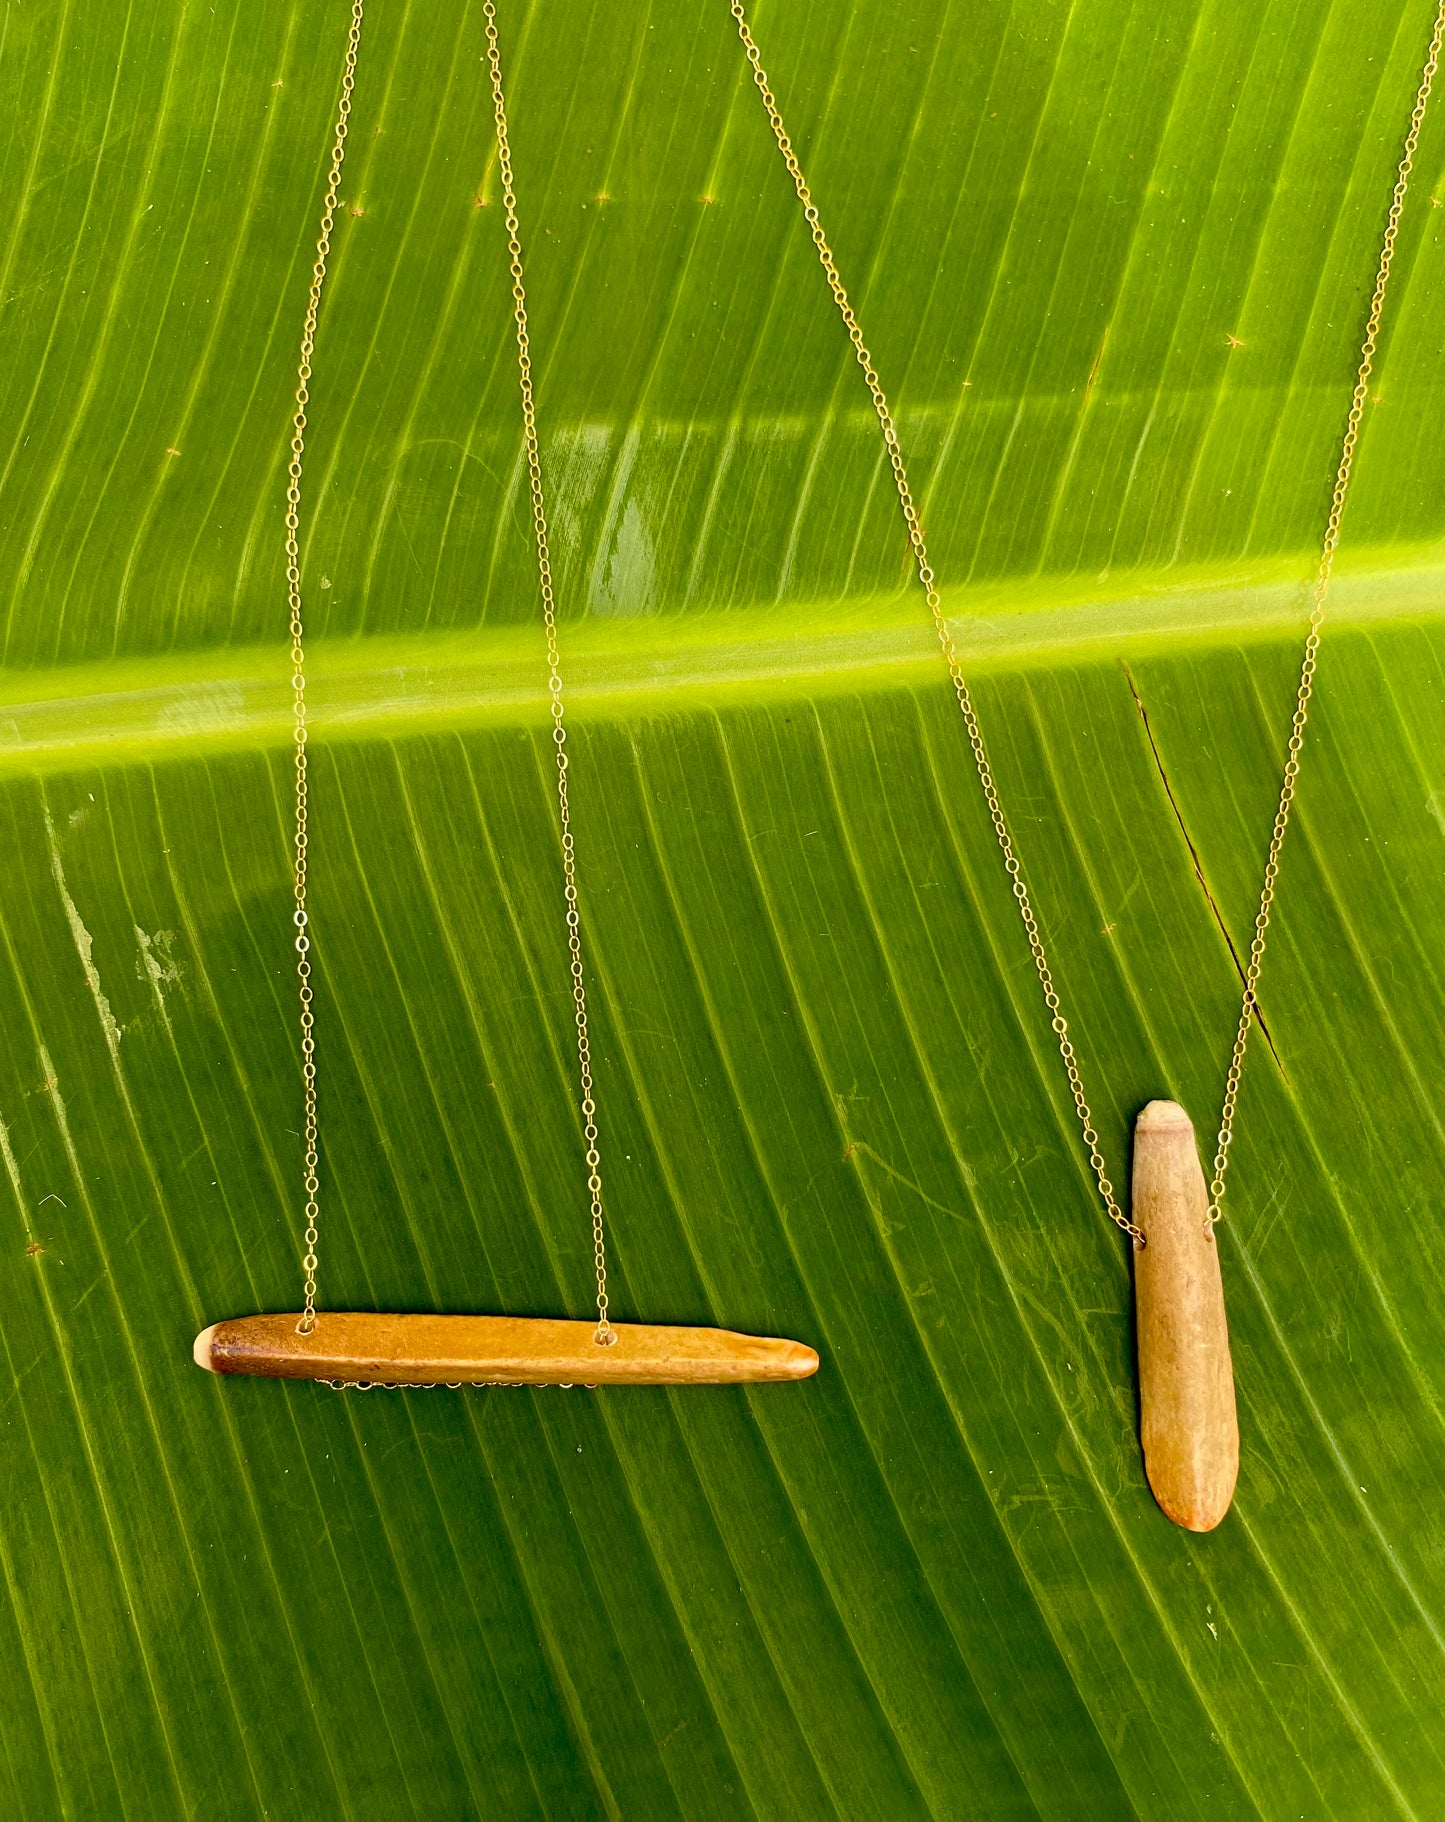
[728, 0, 1445, 1528]
[190, 0, 817, 1394]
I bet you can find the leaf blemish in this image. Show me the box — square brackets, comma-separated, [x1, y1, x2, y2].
[44, 809, 122, 1058]
[1120, 665, 1287, 1078]
[136, 928, 183, 1018]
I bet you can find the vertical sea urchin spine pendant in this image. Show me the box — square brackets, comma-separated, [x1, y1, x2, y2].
[1132, 1100, 1239, 1531]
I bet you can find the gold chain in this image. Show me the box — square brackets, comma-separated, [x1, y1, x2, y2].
[728, 0, 1138, 1238]
[285, 0, 614, 1344]
[1205, 0, 1445, 1221]
[283, 1, 1443, 1300]
[483, 0, 613, 1344]
[730, 0, 1445, 1241]
[287, 0, 364, 1334]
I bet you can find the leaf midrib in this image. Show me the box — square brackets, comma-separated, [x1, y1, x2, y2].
[1, 547, 1439, 775]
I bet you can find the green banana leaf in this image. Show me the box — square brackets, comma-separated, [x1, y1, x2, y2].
[3, 0, 1444, 1814]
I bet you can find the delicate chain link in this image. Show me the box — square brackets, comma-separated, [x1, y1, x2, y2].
[730, 0, 1445, 1242]
[484, 1, 614, 1344]
[728, 0, 1141, 1238]
[287, 0, 364, 1334]
[322, 1379, 597, 1391]
[283, 0, 615, 1346]
[1206, 0, 1445, 1223]
[282, 0, 1442, 1302]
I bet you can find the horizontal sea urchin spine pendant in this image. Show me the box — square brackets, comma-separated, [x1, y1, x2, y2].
[193, 1311, 819, 1387]
[1132, 1101, 1239, 1531]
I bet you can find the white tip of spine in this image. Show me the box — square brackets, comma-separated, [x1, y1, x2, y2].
[1136, 1099, 1193, 1133]
[192, 1324, 218, 1371]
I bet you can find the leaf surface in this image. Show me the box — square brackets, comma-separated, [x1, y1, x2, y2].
[2, 1, 1444, 1815]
